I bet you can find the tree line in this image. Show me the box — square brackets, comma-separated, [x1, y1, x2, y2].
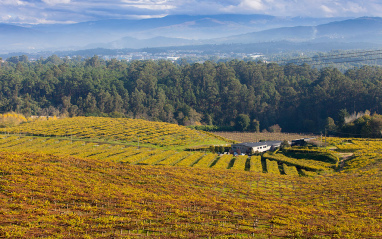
[1, 54, 382, 133]
[326, 109, 382, 138]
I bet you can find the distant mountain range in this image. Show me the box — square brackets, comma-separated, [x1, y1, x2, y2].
[0, 15, 381, 54]
[215, 17, 382, 44]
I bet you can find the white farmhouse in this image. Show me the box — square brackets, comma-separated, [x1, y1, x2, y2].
[231, 141, 282, 154]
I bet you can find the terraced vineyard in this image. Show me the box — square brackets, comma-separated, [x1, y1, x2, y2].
[263, 152, 334, 172]
[0, 116, 362, 176]
[176, 152, 205, 167]
[249, 156, 263, 173]
[332, 138, 382, 171]
[266, 159, 281, 175]
[0, 151, 382, 238]
[282, 163, 299, 176]
[156, 151, 191, 166]
[2, 116, 382, 238]
[212, 154, 234, 169]
[138, 150, 176, 165]
[2, 132, 382, 177]
[0, 136, 208, 167]
[0, 116, 229, 149]
[0, 135, 361, 176]
[193, 154, 217, 168]
[231, 155, 248, 171]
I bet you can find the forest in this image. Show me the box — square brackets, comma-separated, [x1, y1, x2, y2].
[1, 54, 382, 133]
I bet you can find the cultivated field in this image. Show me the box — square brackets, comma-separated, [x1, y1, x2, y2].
[0, 135, 338, 175]
[1, 116, 382, 238]
[0, 151, 381, 238]
[0, 117, 230, 149]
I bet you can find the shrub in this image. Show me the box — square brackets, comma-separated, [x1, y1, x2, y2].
[0, 112, 27, 128]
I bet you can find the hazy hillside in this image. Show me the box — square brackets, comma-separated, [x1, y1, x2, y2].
[216, 17, 382, 44]
[0, 14, 350, 53]
[105, 36, 198, 49]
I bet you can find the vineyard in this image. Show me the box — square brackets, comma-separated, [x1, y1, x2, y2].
[0, 116, 381, 176]
[0, 135, 340, 175]
[0, 117, 230, 149]
[0, 151, 381, 238]
[0, 131, 380, 176]
[1, 116, 382, 238]
[328, 138, 382, 171]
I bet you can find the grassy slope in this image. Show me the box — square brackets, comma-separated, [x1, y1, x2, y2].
[0, 151, 381, 238]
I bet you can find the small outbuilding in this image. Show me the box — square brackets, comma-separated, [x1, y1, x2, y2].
[231, 141, 282, 154]
[291, 138, 316, 146]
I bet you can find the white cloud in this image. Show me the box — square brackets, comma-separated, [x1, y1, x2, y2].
[128, 14, 168, 19]
[127, 4, 176, 10]
[1, 0, 382, 25]
[220, 0, 382, 17]
[33, 18, 77, 24]
[222, 0, 265, 13]
[1, 15, 12, 21]
[341, 2, 367, 14]
[320, 4, 336, 15]
[0, 0, 29, 6]
[120, 0, 176, 10]
[240, 0, 264, 10]
[42, 0, 71, 5]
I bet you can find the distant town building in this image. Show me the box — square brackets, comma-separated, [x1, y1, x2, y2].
[167, 56, 179, 61]
[249, 54, 264, 59]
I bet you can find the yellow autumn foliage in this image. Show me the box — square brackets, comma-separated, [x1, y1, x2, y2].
[0, 112, 27, 128]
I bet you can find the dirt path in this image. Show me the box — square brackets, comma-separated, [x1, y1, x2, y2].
[337, 152, 354, 171]
[327, 146, 354, 171]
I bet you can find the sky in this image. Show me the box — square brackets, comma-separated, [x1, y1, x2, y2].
[0, 0, 381, 25]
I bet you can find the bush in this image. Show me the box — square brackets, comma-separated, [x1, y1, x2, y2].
[280, 140, 290, 150]
[0, 112, 27, 128]
[268, 124, 282, 133]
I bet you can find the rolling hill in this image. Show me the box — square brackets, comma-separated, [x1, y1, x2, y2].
[0, 149, 381, 238]
[0, 116, 231, 149]
[0, 115, 382, 237]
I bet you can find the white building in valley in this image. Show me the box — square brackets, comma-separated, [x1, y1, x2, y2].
[231, 141, 282, 154]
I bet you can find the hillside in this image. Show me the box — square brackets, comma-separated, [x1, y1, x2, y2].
[0, 115, 382, 237]
[217, 17, 382, 44]
[0, 151, 381, 238]
[0, 116, 380, 175]
[0, 117, 231, 149]
[0, 134, 337, 175]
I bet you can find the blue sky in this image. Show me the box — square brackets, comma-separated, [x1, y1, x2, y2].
[1, 0, 381, 24]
